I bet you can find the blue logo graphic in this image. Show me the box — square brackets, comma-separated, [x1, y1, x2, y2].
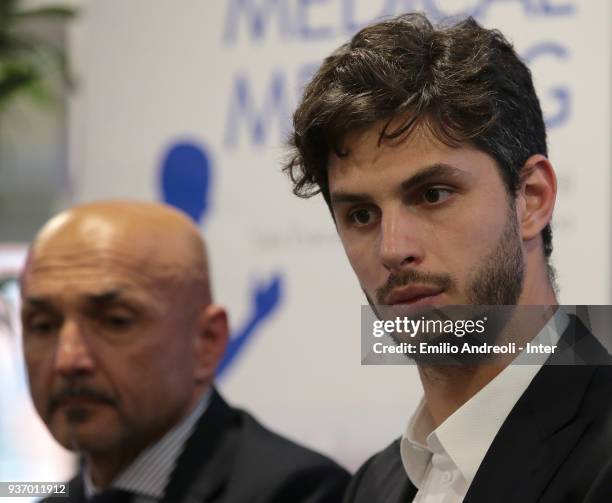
[161, 142, 212, 223]
[217, 274, 282, 376]
[159, 141, 284, 378]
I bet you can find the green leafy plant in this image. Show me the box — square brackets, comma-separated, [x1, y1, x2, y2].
[0, 0, 76, 113]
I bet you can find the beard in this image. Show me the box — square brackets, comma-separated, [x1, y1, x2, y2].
[463, 205, 524, 306]
[365, 202, 525, 364]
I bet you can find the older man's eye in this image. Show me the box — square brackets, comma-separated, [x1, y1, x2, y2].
[102, 313, 135, 330]
[348, 208, 378, 227]
[28, 318, 57, 335]
[422, 187, 453, 204]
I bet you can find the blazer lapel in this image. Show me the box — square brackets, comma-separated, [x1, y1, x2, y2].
[376, 442, 417, 503]
[464, 316, 607, 503]
[161, 389, 239, 503]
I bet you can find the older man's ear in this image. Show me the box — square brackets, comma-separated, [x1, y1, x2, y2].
[194, 304, 229, 384]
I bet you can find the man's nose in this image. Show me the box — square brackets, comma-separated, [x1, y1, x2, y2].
[54, 319, 95, 377]
[379, 206, 425, 271]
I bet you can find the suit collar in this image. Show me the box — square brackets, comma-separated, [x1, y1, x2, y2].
[402, 309, 569, 488]
[80, 390, 211, 501]
[66, 391, 232, 503]
[161, 388, 238, 503]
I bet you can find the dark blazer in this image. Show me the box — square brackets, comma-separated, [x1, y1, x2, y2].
[343, 315, 612, 503]
[585, 456, 612, 503]
[45, 390, 349, 503]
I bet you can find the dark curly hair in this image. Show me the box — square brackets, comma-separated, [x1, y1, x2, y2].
[284, 12, 553, 258]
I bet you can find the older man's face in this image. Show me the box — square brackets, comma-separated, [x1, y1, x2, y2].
[20, 212, 203, 458]
[328, 125, 525, 315]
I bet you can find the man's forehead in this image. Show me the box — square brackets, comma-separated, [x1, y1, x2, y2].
[29, 216, 200, 278]
[20, 266, 173, 315]
[331, 119, 441, 162]
[34, 222, 181, 263]
[21, 244, 191, 302]
[332, 117, 505, 172]
[328, 133, 488, 190]
[22, 283, 144, 304]
[29, 241, 157, 274]
[22, 262, 154, 295]
[23, 202, 211, 308]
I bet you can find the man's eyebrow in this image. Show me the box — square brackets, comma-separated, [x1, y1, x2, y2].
[329, 191, 374, 206]
[329, 163, 467, 206]
[85, 290, 125, 304]
[399, 163, 467, 192]
[22, 297, 53, 310]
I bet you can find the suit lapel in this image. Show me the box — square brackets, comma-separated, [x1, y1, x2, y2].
[464, 316, 607, 503]
[374, 441, 417, 503]
[161, 389, 239, 503]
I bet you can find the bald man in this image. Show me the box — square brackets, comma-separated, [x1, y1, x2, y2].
[21, 201, 349, 503]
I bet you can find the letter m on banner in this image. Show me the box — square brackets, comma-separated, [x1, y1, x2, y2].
[224, 71, 290, 148]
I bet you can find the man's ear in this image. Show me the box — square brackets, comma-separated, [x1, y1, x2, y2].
[516, 154, 557, 243]
[193, 304, 229, 384]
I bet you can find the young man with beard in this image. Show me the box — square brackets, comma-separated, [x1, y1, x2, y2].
[284, 13, 612, 503]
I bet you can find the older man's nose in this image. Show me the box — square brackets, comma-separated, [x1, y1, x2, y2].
[54, 319, 95, 377]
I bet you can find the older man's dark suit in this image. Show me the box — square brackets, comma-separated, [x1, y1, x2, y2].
[343, 315, 612, 503]
[44, 390, 349, 503]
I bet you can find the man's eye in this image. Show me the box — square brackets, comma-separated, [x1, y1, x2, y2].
[103, 314, 134, 330]
[422, 187, 453, 204]
[27, 317, 57, 335]
[348, 208, 378, 227]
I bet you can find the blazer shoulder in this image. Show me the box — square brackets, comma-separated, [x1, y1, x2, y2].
[236, 408, 348, 472]
[230, 408, 350, 502]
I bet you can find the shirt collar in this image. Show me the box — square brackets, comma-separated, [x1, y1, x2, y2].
[401, 308, 568, 487]
[84, 389, 211, 500]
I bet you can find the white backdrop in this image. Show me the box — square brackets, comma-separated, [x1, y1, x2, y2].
[0, 246, 74, 498]
[62, 0, 611, 471]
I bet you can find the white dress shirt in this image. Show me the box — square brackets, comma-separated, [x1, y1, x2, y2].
[84, 389, 211, 502]
[401, 310, 568, 502]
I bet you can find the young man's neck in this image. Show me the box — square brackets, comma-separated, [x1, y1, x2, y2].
[419, 279, 558, 428]
[418, 363, 506, 426]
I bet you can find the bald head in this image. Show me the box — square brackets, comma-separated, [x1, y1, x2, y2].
[24, 200, 211, 305]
